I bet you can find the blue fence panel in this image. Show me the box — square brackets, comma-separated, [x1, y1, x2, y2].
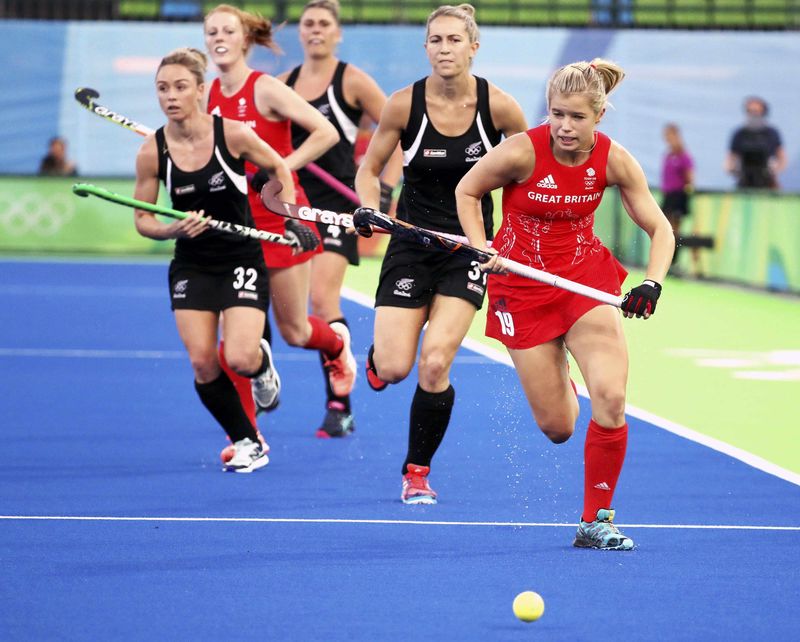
[0, 21, 797, 191]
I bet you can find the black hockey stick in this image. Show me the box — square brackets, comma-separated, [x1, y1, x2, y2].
[258, 179, 480, 245]
[352, 203, 623, 308]
[75, 86, 361, 207]
[259, 178, 367, 230]
[72, 183, 298, 248]
[74, 87, 155, 137]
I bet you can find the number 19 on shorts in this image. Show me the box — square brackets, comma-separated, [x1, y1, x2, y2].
[495, 310, 515, 336]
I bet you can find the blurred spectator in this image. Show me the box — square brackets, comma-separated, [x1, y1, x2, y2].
[725, 96, 785, 189]
[661, 123, 699, 275]
[38, 136, 78, 176]
[592, 0, 633, 26]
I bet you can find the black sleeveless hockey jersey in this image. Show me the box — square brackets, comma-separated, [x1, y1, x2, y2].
[156, 115, 261, 264]
[286, 61, 362, 202]
[398, 76, 501, 237]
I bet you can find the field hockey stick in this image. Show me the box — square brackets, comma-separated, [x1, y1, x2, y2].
[77, 86, 362, 205]
[304, 163, 361, 204]
[352, 206, 623, 308]
[258, 178, 369, 231]
[258, 179, 483, 248]
[75, 87, 155, 137]
[72, 183, 298, 248]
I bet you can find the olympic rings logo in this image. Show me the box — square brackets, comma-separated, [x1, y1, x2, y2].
[0, 191, 76, 237]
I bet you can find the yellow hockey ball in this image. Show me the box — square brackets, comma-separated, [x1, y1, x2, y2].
[513, 591, 545, 622]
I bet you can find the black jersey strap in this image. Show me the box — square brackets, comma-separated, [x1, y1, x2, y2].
[475, 76, 502, 146]
[332, 60, 347, 87]
[212, 114, 240, 169]
[155, 126, 168, 183]
[285, 65, 302, 88]
[401, 78, 427, 150]
[329, 61, 362, 143]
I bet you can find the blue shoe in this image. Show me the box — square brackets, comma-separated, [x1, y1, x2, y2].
[573, 509, 634, 550]
[315, 401, 355, 438]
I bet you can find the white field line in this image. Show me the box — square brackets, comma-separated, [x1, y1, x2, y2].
[0, 347, 496, 364]
[0, 515, 797, 531]
[342, 288, 800, 488]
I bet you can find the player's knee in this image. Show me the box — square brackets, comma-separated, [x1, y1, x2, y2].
[590, 385, 627, 423]
[190, 351, 220, 382]
[417, 350, 451, 387]
[376, 360, 412, 384]
[309, 291, 335, 320]
[540, 421, 575, 444]
[223, 345, 260, 376]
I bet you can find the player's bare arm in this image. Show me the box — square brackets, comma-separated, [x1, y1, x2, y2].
[132, 136, 207, 240]
[355, 87, 411, 209]
[345, 65, 404, 188]
[456, 132, 535, 255]
[223, 119, 296, 204]
[253, 74, 339, 171]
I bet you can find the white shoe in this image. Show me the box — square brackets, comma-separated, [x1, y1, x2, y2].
[325, 322, 356, 397]
[251, 338, 281, 414]
[223, 438, 269, 473]
[220, 429, 269, 464]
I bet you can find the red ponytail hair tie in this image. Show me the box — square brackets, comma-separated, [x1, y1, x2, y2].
[589, 63, 597, 70]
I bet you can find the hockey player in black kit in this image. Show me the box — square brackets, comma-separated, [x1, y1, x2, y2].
[354, 4, 527, 503]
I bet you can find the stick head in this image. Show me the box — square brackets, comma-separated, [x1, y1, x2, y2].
[72, 183, 92, 198]
[260, 179, 284, 207]
[74, 87, 100, 109]
[260, 180, 298, 221]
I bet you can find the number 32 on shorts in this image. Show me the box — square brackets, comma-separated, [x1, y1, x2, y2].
[233, 266, 258, 291]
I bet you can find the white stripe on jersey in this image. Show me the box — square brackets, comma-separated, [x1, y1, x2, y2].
[326, 85, 358, 145]
[214, 146, 248, 195]
[403, 114, 428, 167]
[476, 113, 494, 153]
[166, 157, 173, 195]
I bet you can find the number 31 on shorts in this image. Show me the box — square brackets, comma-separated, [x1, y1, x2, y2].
[468, 260, 487, 284]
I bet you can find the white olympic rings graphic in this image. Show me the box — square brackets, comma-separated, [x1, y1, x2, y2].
[0, 191, 76, 237]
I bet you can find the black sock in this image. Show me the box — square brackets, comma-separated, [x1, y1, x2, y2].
[402, 384, 455, 474]
[195, 372, 259, 444]
[319, 317, 351, 412]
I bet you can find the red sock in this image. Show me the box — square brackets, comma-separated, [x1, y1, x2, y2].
[305, 316, 343, 359]
[582, 419, 628, 523]
[218, 341, 257, 429]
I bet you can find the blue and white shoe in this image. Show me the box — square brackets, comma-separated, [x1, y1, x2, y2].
[223, 438, 269, 474]
[573, 508, 634, 550]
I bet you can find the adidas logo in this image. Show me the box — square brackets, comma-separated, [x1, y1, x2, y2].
[536, 174, 558, 189]
[593, 481, 611, 491]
